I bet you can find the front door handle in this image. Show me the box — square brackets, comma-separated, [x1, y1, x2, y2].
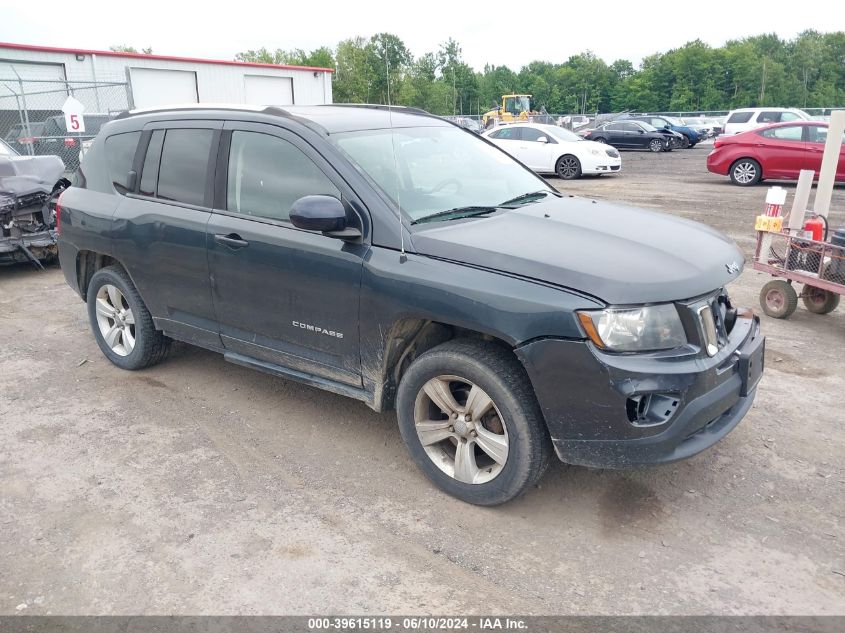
[214, 233, 249, 249]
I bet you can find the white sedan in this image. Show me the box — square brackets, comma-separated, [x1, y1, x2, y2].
[482, 123, 622, 179]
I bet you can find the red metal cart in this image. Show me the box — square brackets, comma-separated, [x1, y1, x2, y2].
[753, 230, 845, 318]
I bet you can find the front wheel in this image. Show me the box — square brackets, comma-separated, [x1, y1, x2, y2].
[649, 138, 664, 152]
[86, 265, 171, 370]
[396, 339, 552, 505]
[556, 154, 582, 180]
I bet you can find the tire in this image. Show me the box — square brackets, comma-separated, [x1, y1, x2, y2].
[760, 280, 798, 319]
[802, 285, 840, 314]
[730, 158, 762, 186]
[593, 137, 607, 144]
[396, 339, 552, 506]
[679, 135, 690, 149]
[86, 265, 171, 370]
[556, 154, 582, 180]
[649, 138, 664, 152]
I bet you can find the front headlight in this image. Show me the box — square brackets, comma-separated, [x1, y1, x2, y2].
[577, 304, 687, 352]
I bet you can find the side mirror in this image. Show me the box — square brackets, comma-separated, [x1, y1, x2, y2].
[664, 124, 671, 129]
[638, 129, 645, 134]
[536, 136, 548, 143]
[290, 195, 359, 238]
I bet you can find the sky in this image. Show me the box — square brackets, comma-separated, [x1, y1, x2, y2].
[1, 0, 839, 71]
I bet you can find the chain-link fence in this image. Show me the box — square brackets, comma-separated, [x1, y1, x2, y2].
[0, 76, 132, 171]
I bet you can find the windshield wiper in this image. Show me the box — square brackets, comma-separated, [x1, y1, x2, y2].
[411, 206, 499, 225]
[498, 189, 560, 207]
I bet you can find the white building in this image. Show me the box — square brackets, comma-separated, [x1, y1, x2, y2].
[0, 41, 333, 114]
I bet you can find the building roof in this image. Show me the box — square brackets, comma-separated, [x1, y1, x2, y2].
[0, 41, 334, 73]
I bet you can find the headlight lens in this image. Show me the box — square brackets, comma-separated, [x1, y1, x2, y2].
[577, 304, 687, 352]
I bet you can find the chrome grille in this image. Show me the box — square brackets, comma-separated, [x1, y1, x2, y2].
[695, 290, 732, 357]
[697, 304, 719, 357]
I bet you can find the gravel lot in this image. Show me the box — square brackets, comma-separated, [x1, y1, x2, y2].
[1, 147, 843, 615]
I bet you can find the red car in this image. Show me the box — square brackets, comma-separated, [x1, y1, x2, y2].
[707, 121, 845, 186]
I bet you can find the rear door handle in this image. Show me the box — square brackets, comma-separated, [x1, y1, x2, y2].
[214, 233, 249, 249]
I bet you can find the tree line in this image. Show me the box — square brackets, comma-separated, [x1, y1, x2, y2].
[237, 30, 844, 115]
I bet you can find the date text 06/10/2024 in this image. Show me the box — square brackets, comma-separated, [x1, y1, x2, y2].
[307, 617, 528, 630]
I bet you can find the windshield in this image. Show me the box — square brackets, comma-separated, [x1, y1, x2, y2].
[333, 126, 550, 222]
[504, 96, 531, 115]
[664, 116, 683, 126]
[544, 126, 583, 142]
[638, 122, 658, 132]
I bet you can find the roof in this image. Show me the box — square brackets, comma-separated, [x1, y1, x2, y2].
[0, 41, 334, 73]
[117, 104, 447, 134]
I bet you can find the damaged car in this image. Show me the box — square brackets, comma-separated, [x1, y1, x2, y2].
[0, 137, 68, 267]
[57, 105, 765, 505]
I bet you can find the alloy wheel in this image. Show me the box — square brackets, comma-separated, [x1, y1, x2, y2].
[733, 162, 758, 184]
[95, 284, 136, 356]
[558, 156, 579, 179]
[413, 375, 509, 485]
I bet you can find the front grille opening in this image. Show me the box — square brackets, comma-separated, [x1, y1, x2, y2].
[626, 393, 680, 427]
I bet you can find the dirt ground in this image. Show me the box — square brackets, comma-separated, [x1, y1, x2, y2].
[1, 147, 843, 615]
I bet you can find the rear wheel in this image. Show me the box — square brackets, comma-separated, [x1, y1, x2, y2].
[760, 280, 798, 319]
[802, 285, 840, 314]
[556, 154, 582, 180]
[396, 339, 552, 505]
[649, 138, 664, 152]
[730, 158, 762, 186]
[593, 137, 607, 144]
[87, 265, 171, 370]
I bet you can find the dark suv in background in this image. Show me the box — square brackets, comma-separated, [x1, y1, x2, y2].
[35, 114, 112, 170]
[57, 105, 764, 505]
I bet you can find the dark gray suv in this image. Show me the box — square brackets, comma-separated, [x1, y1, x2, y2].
[57, 105, 764, 505]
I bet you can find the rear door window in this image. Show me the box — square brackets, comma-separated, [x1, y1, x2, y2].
[491, 127, 521, 140]
[780, 112, 801, 122]
[727, 112, 753, 124]
[760, 126, 803, 141]
[104, 131, 141, 194]
[155, 129, 215, 206]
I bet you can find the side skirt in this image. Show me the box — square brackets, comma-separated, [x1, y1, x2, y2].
[224, 352, 374, 408]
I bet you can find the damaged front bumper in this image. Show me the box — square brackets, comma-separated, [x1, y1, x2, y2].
[516, 312, 764, 468]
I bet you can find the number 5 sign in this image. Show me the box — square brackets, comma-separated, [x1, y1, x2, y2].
[61, 96, 86, 133]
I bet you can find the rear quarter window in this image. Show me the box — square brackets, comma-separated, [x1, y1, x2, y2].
[104, 131, 141, 194]
[727, 112, 754, 124]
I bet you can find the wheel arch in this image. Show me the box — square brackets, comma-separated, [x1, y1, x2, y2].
[76, 250, 125, 300]
[729, 156, 764, 180]
[372, 317, 516, 412]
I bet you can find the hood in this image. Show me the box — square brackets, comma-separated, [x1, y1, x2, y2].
[0, 155, 65, 197]
[410, 195, 744, 305]
[672, 125, 699, 139]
